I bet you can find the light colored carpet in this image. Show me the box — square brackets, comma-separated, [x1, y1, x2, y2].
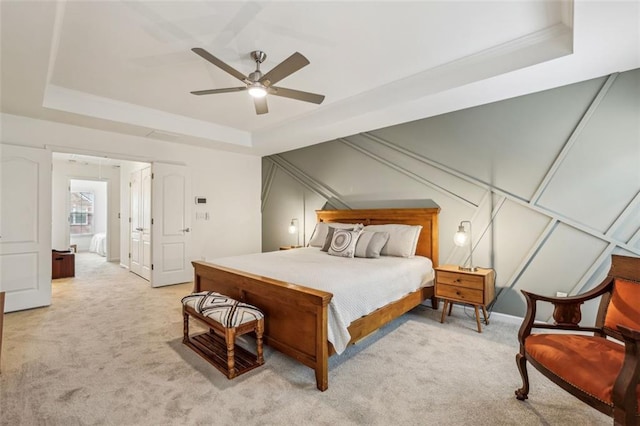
[1, 253, 609, 425]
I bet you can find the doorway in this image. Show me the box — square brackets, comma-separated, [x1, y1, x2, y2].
[69, 179, 108, 261]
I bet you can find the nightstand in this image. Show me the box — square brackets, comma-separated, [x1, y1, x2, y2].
[279, 245, 303, 250]
[434, 264, 495, 333]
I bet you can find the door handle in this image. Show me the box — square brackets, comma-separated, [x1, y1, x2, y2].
[135, 227, 143, 231]
[181, 228, 190, 233]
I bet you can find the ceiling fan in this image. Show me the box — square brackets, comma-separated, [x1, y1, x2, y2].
[190, 48, 325, 115]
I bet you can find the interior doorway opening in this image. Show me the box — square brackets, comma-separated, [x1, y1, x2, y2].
[69, 179, 108, 260]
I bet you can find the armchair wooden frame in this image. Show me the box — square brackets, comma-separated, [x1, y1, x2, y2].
[515, 254, 640, 425]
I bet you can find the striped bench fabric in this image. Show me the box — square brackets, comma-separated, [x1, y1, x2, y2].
[181, 291, 264, 327]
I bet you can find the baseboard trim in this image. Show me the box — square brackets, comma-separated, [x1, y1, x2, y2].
[422, 300, 523, 325]
[487, 311, 523, 325]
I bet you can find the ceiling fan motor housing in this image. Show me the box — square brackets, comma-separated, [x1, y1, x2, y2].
[248, 71, 263, 83]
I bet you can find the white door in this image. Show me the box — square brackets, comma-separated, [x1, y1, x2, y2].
[129, 167, 151, 281]
[0, 144, 52, 312]
[151, 163, 192, 287]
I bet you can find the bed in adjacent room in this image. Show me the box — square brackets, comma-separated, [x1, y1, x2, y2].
[191, 207, 439, 390]
[89, 232, 107, 257]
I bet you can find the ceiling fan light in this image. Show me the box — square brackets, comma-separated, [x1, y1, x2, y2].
[248, 83, 267, 98]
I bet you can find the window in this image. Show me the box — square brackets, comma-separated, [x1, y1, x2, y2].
[69, 191, 94, 234]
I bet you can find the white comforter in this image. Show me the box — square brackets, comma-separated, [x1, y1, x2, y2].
[208, 247, 434, 354]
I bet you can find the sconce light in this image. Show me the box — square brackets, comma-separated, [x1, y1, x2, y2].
[454, 220, 477, 272]
[288, 218, 300, 247]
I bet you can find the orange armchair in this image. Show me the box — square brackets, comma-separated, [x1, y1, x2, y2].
[515, 255, 640, 425]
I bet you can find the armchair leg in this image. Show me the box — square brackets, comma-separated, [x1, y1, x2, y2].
[515, 352, 530, 401]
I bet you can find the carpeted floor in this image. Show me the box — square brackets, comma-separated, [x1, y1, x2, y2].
[0, 253, 609, 425]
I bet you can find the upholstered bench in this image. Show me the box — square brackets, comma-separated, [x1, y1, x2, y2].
[181, 291, 264, 379]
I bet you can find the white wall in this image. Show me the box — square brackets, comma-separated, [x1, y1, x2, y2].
[3, 113, 262, 275]
[51, 159, 120, 259]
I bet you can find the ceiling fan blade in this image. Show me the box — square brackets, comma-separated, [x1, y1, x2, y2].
[190, 87, 247, 96]
[254, 96, 268, 115]
[192, 48, 247, 83]
[259, 52, 309, 86]
[269, 86, 325, 104]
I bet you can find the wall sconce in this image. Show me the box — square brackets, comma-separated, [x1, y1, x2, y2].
[454, 220, 477, 272]
[288, 218, 300, 247]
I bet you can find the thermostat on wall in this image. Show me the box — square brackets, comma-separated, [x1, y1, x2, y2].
[195, 196, 207, 204]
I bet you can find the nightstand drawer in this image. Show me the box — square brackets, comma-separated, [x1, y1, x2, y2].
[436, 284, 484, 304]
[437, 271, 484, 290]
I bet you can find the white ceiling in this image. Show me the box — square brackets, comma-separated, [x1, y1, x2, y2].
[1, 1, 639, 157]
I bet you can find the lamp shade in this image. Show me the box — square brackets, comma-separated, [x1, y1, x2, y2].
[288, 218, 300, 247]
[454, 221, 477, 272]
[288, 218, 298, 234]
[453, 225, 468, 246]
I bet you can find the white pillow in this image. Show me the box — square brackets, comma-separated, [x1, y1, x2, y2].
[308, 222, 363, 247]
[363, 224, 423, 257]
[328, 229, 362, 258]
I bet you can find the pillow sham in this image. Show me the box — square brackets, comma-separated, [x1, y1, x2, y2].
[308, 222, 363, 247]
[328, 229, 361, 258]
[354, 231, 390, 258]
[363, 224, 422, 257]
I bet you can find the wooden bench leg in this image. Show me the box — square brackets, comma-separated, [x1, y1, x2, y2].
[225, 327, 236, 379]
[183, 309, 190, 344]
[256, 319, 264, 365]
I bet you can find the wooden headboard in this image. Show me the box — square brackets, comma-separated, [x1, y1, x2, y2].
[315, 207, 440, 266]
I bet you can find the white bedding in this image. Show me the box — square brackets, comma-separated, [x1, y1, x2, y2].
[208, 247, 434, 354]
[89, 233, 107, 257]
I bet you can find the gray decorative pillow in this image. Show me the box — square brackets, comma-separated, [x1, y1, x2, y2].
[321, 223, 364, 252]
[354, 231, 390, 258]
[328, 229, 361, 258]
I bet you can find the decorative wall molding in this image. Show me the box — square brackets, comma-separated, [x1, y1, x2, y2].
[267, 155, 351, 210]
[340, 137, 480, 208]
[263, 69, 640, 318]
[529, 73, 618, 204]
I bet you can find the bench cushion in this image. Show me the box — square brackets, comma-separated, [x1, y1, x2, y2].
[182, 291, 263, 328]
[525, 333, 640, 411]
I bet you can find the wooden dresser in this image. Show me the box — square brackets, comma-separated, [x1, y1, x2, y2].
[434, 264, 495, 332]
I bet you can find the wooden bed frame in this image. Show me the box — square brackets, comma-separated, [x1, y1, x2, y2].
[191, 207, 440, 391]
